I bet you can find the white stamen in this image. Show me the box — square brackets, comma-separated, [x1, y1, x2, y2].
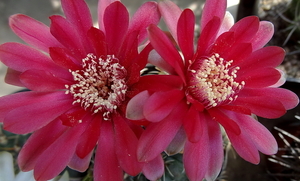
[188, 53, 245, 108]
[65, 54, 127, 120]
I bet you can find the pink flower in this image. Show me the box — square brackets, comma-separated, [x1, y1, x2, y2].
[0, 0, 161, 180]
[126, 0, 299, 180]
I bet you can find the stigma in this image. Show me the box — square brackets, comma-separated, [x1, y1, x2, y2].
[65, 54, 127, 120]
[187, 53, 245, 108]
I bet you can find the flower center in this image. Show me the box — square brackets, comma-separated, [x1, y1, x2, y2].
[187, 53, 245, 108]
[65, 54, 127, 120]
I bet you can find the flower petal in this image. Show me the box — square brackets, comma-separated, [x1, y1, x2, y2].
[87, 27, 107, 57]
[129, 75, 183, 95]
[113, 115, 143, 176]
[94, 121, 123, 181]
[197, 17, 221, 56]
[4, 68, 24, 87]
[234, 95, 286, 118]
[50, 15, 86, 58]
[238, 46, 285, 69]
[129, 1, 160, 44]
[237, 67, 281, 88]
[0, 91, 68, 122]
[49, 47, 81, 70]
[201, 0, 226, 31]
[226, 128, 260, 164]
[148, 24, 185, 80]
[217, 11, 234, 36]
[226, 110, 278, 155]
[104, 1, 129, 55]
[9, 14, 61, 52]
[238, 87, 299, 110]
[18, 119, 67, 171]
[126, 90, 150, 120]
[97, 0, 120, 31]
[76, 115, 101, 158]
[142, 155, 164, 181]
[165, 126, 186, 156]
[177, 9, 195, 61]
[207, 108, 241, 135]
[33, 122, 87, 181]
[20, 69, 71, 91]
[229, 16, 260, 43]
[0, 42, 69, 79]
[205, 118, 223, 181]
[68, 150, 93, 172]
[3, 97, 73, 134]
[252, 21, 274, 51]
[183, 122, 209, 181]
[138, 101, 187, 162]
[183, 105, 204, 143]
[61, 0, 93, 52]
[158, 0, 182, 41]
[148, 50, 176, 75]
[143, 89, 185, 122]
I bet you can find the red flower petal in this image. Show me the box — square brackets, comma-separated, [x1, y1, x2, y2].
[138, 101, 187, 162]
[229, 16, 259, 43]
[118, 31, 139, 68]
[68, 150, 93, 172]
[129, 1, 160, 44]
[76, 115, 101, 158]
[238, 46, 285, 69]
[0, 91, 68, 122]
[205, 118, 223, 181]
[20, 69, 71, 91]
[238, 87, 299, 110]
[126, 90, 150, 120]
[183, 124, 209, 181]
[148, 24, 185, 80]
[9, 14, 61, 52]
[49, 47, 81, 70]
[113, 115, 143, 176]
[227, 110, 278, 155]
[50, 15, 86, 58]
[18, 119, 66, 171]
[234, 95, 286, 118]
[165, 126, 186, 156]
[3, 98, 73, 134]
[226, 125, 260, 164]
[183, 105, 204, 143]
[129, 75, 183, 96]
[197, 17, 221, 56]
[0, 43, 69, 79]
[177, 9, 195, 61]
[252, 21, 274, 51]
[143, 89, 184, 122]
[207, 108, 241, 135]
[94, 121, 123, 181]
[142, 155, 164, 181]
[61, 0, 93, 53]
[104, 1, 129, 55]
[33, 121, 87, 181]
[237, 67, 281, 88]
[201, 0, 226, 32]
[4, 68, 24, 87]
[59, 107, 87, 127]
[97, 0, 120, 31]
[158, 0, 182, 41]
[87, 27, 107, 58]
